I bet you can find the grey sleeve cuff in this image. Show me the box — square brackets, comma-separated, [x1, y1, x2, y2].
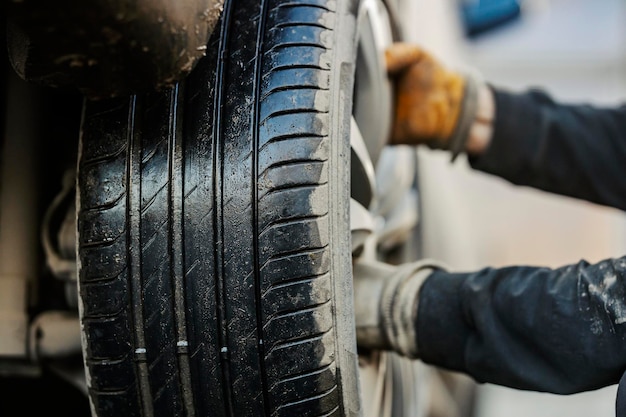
[382, 260, 448, 358]
[448, 72, 481, 162]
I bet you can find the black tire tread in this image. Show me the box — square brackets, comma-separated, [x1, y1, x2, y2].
[78, 0, 357, 415]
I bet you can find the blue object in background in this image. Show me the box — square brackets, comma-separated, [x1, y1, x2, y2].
[459, 0, 522, 38]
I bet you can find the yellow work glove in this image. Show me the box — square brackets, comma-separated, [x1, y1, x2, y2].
[386, 43, 480, 159]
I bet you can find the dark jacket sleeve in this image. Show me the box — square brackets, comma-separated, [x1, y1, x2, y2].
[470, 87, 626, 211]
[417, 257, 626, 394]
[417, 87, 626, 394]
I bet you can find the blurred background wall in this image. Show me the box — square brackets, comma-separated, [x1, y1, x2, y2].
[399, 0, 626, 416]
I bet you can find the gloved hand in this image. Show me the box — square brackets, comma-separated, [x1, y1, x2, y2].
[385, 43, 492, 158]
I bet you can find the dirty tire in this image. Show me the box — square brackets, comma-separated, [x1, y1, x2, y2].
[76, 0, 361, 416]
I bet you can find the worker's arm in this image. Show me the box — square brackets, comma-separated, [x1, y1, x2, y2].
[470, 87, 626, 211]
[416, 256, 626, 394]
[387, 43, 626, 211]
[355, 255, 626, 394]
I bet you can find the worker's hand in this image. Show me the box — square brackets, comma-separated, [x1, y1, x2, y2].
[385, 43, 491, 157]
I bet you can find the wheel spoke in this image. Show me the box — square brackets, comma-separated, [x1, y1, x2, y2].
[350, 117, 377, 209]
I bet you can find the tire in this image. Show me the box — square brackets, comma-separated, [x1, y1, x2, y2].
[76, 0, 361, 415]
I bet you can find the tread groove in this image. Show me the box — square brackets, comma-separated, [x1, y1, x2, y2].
[213, 2, 236, 415]
[259, 157, 329, 178]
[259, 132, 325, 153]
[140, 182, 168, 215]
[81, 306, 126, 321]
[264, 63, 329, 75]
[272, 384, 338, 414]
[261, 84, 329, 101]
[81, 191, 126, 213]
[268, 362, 334, 391]
[264, 43, 329, 58]
[259, 244, 330, 272]
[166, 84, 196, 417]
[271, 2, 333, 12]
[80, 230, 126, 248]
[141, 137, 167, 165]
[262, 271, 328, 297]
[263, 299, 332, 330]
[316, 406, 341, 417]
[86, 352, 129, 365]
[81, 142, 127, 167]
[261, 109, 329, 126]
[260, 181, 329, 199]
[265, 329, 332, 357]
[141, 218, 169, 253]
[127, 95, 156, 417]
[259, 213, 329, 238]
[273, 21, 332, 30]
